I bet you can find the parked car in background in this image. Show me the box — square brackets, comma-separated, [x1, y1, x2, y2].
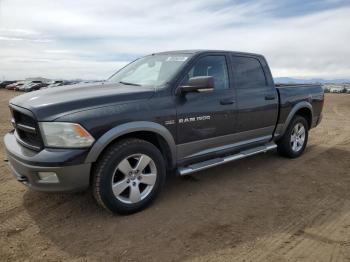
[2, 80, 81, 91]
[45, 81, 64, 88]
[18, 81, 34, 92]
[0, 81, 16, 88]
[21, 81, 49, 92]
[5, 82, 17, 90]
[42, 80, 73, 89]
[6, 81, 26, 90]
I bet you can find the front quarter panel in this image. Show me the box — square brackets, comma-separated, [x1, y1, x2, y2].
[84, 121, 176, 165]
[56, 94, 177, 166]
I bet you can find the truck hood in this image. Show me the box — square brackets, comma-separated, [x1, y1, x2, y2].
[10, 82, 156, 121]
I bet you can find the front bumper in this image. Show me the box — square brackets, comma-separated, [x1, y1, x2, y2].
[4, 132, 91, 192]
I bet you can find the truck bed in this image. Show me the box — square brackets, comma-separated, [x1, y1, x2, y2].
[275, 83, 324, 137]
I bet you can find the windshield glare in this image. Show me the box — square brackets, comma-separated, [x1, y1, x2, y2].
[108, 54, 189, 87]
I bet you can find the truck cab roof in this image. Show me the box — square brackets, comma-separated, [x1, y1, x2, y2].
[154, 49, 264, 58]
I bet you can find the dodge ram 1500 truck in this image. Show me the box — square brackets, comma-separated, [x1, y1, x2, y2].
[4, 50, 324, 214]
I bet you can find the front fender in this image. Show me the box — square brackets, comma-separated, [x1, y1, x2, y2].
[84, 121, 176, 166]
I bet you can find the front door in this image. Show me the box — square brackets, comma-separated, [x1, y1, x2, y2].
[176, 54, 237, 160]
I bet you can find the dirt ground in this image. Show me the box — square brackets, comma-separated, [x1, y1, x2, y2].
[0, 89, 349, 262]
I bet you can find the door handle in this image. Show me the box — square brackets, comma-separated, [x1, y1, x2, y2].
[220, 98, 235, 105]
[265, 95, 276, 100]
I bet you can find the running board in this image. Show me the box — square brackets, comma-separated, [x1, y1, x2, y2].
[178, 142, 277, 176]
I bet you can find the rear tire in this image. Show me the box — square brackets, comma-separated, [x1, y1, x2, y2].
[93, 138, 166, 214]
[277, 115, 309, 158]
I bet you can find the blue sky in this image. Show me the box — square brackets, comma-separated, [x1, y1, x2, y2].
[0, 0, 349, 80]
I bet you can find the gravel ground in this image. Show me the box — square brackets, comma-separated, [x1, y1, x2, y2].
[0, 89, 350, 262]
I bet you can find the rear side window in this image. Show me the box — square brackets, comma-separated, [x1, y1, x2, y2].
[231, 56, 267, 88]
[183, 55, 229, 90]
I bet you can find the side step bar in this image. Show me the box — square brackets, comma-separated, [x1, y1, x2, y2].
[178, 142, 277, 176]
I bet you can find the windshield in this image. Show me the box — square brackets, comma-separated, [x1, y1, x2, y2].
[108, 54, 190, 87]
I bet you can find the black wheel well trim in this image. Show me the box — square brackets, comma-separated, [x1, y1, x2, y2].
[85, 121, 176, 168]
[279, 102, 313, 138]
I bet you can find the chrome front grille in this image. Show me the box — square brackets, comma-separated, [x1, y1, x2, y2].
[11, 106, 43, 151]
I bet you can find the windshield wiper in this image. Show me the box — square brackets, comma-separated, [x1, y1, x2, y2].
[119, 81, 141, 86]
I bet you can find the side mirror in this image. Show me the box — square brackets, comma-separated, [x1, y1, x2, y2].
[178, 76, 215, 95]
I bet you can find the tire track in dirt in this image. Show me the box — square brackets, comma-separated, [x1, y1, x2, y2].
[331, 103, 346, 117]
[0, 179, 28, 214]
[236, 197, 341, 262]
[186, 197, 350, 262]
[0, 193, 82, 235]
[276, 202, 350, 262]
[185, 197, 335, 262]
[278, 208, 348, 261]
[264, 213, 336, 261]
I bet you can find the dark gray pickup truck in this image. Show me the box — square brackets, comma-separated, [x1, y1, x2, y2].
[4, 50, 324, 214]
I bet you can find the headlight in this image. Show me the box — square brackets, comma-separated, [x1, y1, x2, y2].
[39, 122, 95, 148]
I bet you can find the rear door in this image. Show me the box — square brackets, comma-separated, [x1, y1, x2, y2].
[176, 54, 237, 160]
[231, 55, 278, 143]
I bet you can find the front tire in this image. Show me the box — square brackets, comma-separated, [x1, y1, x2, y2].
[93, 138, 166, 214]
[277, 115, 309, 158]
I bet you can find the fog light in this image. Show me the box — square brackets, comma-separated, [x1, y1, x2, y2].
[38, 172, 59, 183]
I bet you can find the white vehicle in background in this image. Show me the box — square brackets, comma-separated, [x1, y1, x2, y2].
[44, 81, 64, 89]
[329, 87, 343, 93]
[41, 80, 75, 89]
[18, 81, 34, 91]
[25, 81, 48, 92]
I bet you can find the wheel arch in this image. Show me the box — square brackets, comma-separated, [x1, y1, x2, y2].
[85, 121, 176, 168]
[295, 107, 312, 129]
[279, 101, 313, 138]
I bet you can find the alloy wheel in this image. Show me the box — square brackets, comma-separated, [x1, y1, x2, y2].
[290, 123, 306, 152]
[111, 154, 157, 204]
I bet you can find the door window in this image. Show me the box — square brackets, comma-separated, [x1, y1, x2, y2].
[231, 56, 267, 88]
[183, 56, 229, 90]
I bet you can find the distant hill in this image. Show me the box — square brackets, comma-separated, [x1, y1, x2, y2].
[274, 77, 350, 84]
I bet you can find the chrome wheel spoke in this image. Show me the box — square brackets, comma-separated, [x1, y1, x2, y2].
[135, 155, 151, 172]
[112, 178, 129, 196]
[117, 159, 133, 176]
[297, 126, 305, 136]
[291, 122, 306, 152]
[293, 125, 299, 135]
[141, 173, 157, 185]
[112, 153, 157, 204]
[129, 185, 141, 203]
[292, 141, 298, 151]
